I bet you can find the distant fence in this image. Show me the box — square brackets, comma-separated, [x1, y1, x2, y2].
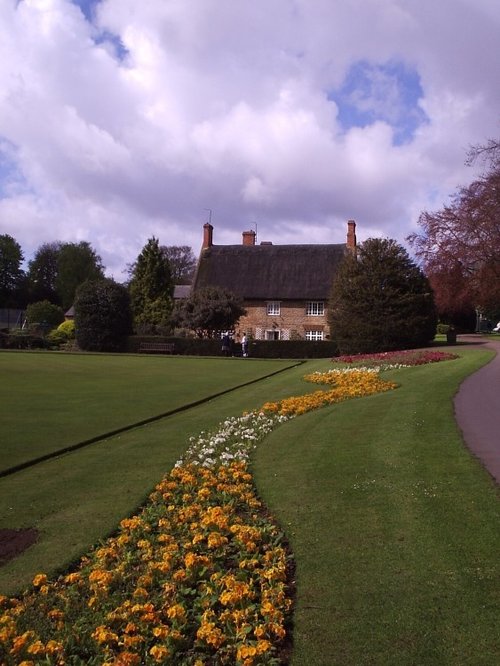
[0, 309, 24, 330]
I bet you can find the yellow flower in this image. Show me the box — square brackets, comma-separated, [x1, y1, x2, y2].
[152, 625, 169, 639]
[45, 639, 63, 655]
[196, 621, 225, 648]
[256, 639, 272, 654]
[149, 644, 170, 662]
[10, 631, 34, 654]
[92, 625, 119, 645]
[122, 634, 143, 648]
[32, 573, 47, 587]
[237, 644, 257, 660]
[207, 531, 228, 549]
[166, 604, 186, 622]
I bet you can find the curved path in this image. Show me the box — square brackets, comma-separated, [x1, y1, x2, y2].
[454, 334, 500, 485]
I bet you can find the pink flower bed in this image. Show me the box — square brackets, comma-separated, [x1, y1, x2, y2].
[332, 349, 458, 367]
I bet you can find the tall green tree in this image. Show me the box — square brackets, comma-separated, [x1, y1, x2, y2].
[129, 237, 174, 334]
[74, 278, 133, 352]
[27, 242, 62, 305]
[0, 234, 25, 307]
[56, 242, 105, 310]
[172, 286, 246, 338]
[328, 238, 437, 354]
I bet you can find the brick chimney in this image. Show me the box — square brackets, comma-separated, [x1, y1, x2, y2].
[346, 220, 357, 252]
[242, 230, 256, 246]
[202, 222, 213, 249]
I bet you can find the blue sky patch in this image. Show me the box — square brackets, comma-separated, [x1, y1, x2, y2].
[71, 0, 98, 22]
[0, 140, 27, 199]
[71, 0, 128, 61]
[331, 60, 428, 145]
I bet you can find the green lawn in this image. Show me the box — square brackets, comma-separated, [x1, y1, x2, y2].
[253, 349, 500, 665]
[1, 348, 499, 665]
[0, 352, 316, 594]
[0, 351, 294, 473]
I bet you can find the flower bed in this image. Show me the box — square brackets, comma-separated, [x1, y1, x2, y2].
[0, 369, 398, 666]
[264, 369, 397, 415]
[332, 349, 458, 369]
[0, 462, 291, 666]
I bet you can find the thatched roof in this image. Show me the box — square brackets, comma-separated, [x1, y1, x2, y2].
[194, 243, 347, 300]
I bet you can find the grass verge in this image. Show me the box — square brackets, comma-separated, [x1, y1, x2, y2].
[252, 348, 500, 665]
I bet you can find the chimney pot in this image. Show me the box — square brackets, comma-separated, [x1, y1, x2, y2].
[203, 223, 213, 249]
[242, 230, 256, 246]
[346, 220, 357, 251]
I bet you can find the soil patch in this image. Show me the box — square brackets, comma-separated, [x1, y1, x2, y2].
[0, 528, 38, 566]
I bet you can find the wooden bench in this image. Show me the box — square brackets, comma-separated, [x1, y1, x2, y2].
[138, 342, 175, 354]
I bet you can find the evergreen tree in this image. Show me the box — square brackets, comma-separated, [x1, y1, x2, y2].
[0, 234, 25, 307]
[328, 238, 437, 354]
[173, 286, 246, 338]
[74, 278, 133, 352]
[129, 237, 174, 334]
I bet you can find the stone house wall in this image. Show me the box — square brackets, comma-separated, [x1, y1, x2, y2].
[235, 300, 329, 340]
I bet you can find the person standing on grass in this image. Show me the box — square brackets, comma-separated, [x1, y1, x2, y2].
[242, 333, 249, 357]
[221, 333, 230, 356]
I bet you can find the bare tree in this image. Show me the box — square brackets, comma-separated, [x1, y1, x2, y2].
[408, 139, 500, 315]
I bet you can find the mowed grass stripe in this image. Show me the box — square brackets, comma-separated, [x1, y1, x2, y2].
[0, 356, 327, 596]
[0, 354, 302, 478]
[0, 351, 295, 473]
[253, 349, 500, 665]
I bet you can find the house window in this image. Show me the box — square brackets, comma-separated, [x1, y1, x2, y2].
[305, 330, 324, 341]
[306, 301, 324, 316]
[267, 301, 281, 315]
[265, 329, 280, 340]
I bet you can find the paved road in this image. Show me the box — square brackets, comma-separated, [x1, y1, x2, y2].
[454, 334, 500, 485]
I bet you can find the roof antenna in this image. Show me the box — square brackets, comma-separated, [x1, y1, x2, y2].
[204, 208, 213, 224]
[252, 221, 258, 243]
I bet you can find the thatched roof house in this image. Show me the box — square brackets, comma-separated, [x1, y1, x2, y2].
[192, 221, 357, 341]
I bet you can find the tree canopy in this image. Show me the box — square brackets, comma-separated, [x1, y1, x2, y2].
[27, 242, 62, 304]
[160, 245, 197, 284]
[328, 238, 437, 354]
[408, 139, 500, 318]
[74, 278, 133, 352]
[128, 237, 174, 334]
[55, 242, 105, 310]
[0, 234, 25, 307]
[173, 286, 246, 338]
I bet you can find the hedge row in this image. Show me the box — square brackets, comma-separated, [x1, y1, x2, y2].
[127, 336, 339, 359]
[0, 333, 339, 358]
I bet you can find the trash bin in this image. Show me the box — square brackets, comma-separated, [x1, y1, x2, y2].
[446, 328, 457, 344]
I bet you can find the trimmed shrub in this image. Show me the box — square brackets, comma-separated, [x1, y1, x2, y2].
[25, 300, 64, 331]
[75, 279, 133, 352]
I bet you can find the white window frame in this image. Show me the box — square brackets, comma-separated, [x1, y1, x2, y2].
[266, 301, 281, 316]
[306, 301, 324, 316]
[305, 330, 324, 341]
[265, 329, 281, 340]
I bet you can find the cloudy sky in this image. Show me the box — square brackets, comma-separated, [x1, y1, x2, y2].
[0, 0, 499, 278]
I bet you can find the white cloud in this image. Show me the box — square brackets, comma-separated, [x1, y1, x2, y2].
[0, 0, 499, 277]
